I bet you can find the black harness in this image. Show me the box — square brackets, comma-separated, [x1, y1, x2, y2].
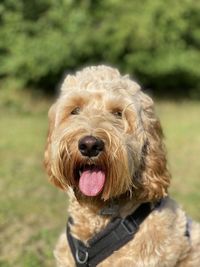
[66, 200, 191, 267]
[66, 202, 158, 267]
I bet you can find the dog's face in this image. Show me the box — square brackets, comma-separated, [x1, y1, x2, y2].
[44, 66, 170, 205]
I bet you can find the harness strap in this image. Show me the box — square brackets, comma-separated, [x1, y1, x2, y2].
[185, 216, 192, 239]
[67, 199, 192, 267]
[67, 202, 157, 267]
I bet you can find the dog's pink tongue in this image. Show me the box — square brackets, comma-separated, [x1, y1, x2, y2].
[79, 170, 105, 197]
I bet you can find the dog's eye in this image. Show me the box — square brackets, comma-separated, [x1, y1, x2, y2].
[112, 110, 122, 118]
[71, 107, 80, 115]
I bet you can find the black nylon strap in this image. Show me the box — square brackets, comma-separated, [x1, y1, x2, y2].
[185, 217, 192, 239]
[66, 202, 156, 267]
[67, 222, 89, 267]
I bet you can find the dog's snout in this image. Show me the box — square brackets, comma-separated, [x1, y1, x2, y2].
[78, 135, 104, 157]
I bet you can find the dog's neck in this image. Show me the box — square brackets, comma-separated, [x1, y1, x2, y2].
[68, 192, 141, 243]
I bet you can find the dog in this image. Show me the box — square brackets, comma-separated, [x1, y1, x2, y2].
[44, 65, 200, 267]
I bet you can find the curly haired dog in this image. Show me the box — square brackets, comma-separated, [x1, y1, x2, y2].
[44, 66, 200, 267]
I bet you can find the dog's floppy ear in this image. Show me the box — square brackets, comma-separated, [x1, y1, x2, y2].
[44, 103, 65, 189]
[138, 92, 170, 201]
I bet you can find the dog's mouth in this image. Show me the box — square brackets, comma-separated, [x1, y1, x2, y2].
[74, 164, 106, 197]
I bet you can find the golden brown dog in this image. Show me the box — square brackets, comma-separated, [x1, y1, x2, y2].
[44, 66, 200, 267]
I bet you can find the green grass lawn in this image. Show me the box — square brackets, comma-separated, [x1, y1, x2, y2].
[156, 101, 200, 219]
[0, 93, 200, 267]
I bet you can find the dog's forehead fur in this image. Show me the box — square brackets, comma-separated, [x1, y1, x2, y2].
[60, 65, 141, 97]
[56, 65, 152, 119]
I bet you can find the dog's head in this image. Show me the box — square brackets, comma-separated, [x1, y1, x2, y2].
[44, 66, 170, 205]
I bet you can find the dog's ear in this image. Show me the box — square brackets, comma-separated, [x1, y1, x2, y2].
[138, 92, 170, 201]
[44, 103, 65, 189]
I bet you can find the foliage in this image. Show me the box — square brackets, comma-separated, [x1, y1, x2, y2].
[0, 0, 200, 97]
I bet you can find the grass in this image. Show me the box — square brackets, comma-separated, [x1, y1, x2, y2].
[0, 91, 200, 266]
[0, 91, 67, 267]
[156, 101, 200, 218]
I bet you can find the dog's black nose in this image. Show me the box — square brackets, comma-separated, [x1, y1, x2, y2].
[78, 136, 104, 157]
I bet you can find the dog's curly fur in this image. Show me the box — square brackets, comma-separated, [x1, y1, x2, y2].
[44, 65, 200, 267]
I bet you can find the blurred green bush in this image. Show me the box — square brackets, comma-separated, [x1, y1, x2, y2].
[0, 0, 200, 97]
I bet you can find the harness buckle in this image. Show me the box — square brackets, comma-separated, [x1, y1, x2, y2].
[121, 218, 138, 235]
[75, 248, 89, 265]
